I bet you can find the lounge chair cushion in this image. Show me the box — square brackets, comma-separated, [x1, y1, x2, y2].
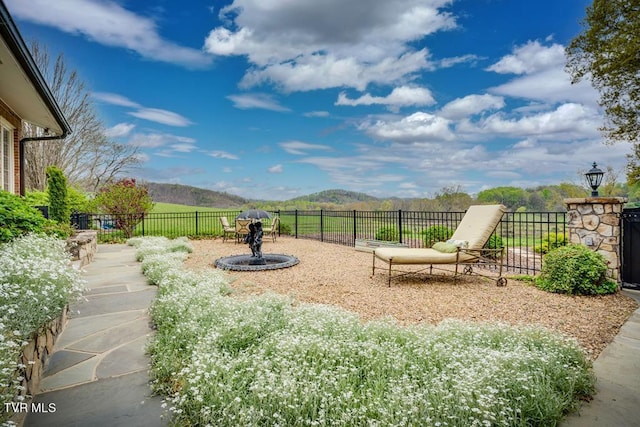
[374, 204, 505, 266]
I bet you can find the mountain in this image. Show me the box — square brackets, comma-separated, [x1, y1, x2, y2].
[145, 182, 250, 208]
[287, 189, 379, 204]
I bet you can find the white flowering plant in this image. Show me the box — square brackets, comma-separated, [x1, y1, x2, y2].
[0, 235, 84, 422]
[136, 237, 595, 427]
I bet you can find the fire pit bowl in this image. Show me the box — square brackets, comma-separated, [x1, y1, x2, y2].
[214, 254, 299, 271]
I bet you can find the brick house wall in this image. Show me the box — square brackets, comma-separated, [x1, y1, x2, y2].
[0, 98, 23, 194]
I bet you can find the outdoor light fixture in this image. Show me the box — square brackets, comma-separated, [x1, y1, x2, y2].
[585, 162, 604, 197]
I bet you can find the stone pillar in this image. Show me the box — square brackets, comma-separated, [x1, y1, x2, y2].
[564, 197, 627, 282]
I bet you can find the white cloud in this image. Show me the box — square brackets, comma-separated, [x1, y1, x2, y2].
[204, 0, 458, 91]
[439, 94, 505, 120]
[336, 85, 436, 112]
[206, 150, 239, 160]
[104, 122, 135, 138]
[6, 0, 212, 68]
[128, 108, 193, 127]
[95, 92, 193, 127]
[268, 164, 284, 173]
[280, 141, 333, 155]
[487, 40, 599, 105]
[129, 132, 195, 148]
[360, 112, 454, 142]
[227, 93, 290, 112]
[486, 40, 565, 75]
[490, 68, 599, 105]
[303, 111, 330, 118]
[94, 92, 141, 108]
[465, 103, 601, 140]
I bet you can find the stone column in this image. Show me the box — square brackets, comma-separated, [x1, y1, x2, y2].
[564, 197, 628, 282]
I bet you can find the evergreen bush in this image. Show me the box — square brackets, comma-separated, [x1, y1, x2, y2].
[534, 244, 618, 295]
[375, 226, 399, 242]
[46, 165, 70, 224]
[534, 232, 568, 254]
[423, 225, 453, 247]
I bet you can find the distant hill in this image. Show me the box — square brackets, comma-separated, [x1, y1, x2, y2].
[146, 182, 249, 208]
[288, 189, 379, 204]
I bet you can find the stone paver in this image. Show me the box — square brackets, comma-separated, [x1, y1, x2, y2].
[24, 244, 167, 427]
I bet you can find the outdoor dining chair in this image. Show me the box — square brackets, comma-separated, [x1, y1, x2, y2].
[219, 217, 236, 242]
[262, 216, 279, 242]
[235, 219, 252, 244]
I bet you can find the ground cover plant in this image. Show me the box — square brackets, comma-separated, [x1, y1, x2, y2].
[0, 235, 84, 423]
[137, 237, 596, 426]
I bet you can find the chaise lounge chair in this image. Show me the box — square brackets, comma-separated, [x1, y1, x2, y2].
[372, 204, 507, 287]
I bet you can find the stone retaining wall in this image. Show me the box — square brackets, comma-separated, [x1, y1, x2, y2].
[18, 308, 68, 398]
[66, 230, 97, 267]
[565, 197, 627, 282]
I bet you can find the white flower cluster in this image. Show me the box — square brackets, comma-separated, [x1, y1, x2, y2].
[135, 237, 594, 426]
[0, 235, 84, 421]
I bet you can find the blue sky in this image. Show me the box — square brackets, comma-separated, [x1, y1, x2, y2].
[6, 0, 632, 200]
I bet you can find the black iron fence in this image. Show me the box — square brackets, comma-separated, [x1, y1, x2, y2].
[73, 209, 567, 275]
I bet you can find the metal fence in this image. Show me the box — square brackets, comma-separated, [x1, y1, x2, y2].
[74, 209, 566, 275]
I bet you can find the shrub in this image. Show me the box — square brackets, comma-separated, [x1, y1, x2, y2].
[94, 178, 154, 238]
[534, 232, 568, 254]
[278, 221, 293, 236]
[534, 244, 618, 295]
[423, 225, 453, 247]
[375, 226, 399, 242]
[46, 166, 70, 224]
[0, 191, 48, 243]
[483, 234, 504, 258]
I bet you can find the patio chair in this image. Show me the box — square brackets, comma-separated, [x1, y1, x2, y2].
[262, 216, 279, 242]
[373, 204, 507, 287]
[219, 217, 236, 242]
[235, 219, 252, 244]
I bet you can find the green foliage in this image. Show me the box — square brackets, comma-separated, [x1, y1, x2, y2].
[423, 225, 454, 247]
[0, 191, 48, 243]
[94, 178, 154, 238]
[278, 221, 293, 236]
[534, 244, 618, 295]
[375, 226, 399, 242]
[566, 0, 640, 144]
[483, 234, 504, 259]
[477, 186, 528, 211]
[23, 190, 49, 207]
[46, 166, 70, 224]
[535, 232, 568, 254]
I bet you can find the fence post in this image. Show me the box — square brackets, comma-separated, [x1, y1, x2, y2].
[295, 210, 298, 239]
[320, 209, 324, 242]
[398, 210, 403, 244]
[353, 210, 357, 245]
[141, 213, 145, 236]
[195, 211, 199, 236]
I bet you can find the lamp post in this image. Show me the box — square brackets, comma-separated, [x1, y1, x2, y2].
[585, 162, 604, 197]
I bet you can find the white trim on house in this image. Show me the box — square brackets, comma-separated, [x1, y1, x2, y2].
[1, 117, 15, 193]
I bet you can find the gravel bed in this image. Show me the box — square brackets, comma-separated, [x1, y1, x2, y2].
[184, 236, 638, 359]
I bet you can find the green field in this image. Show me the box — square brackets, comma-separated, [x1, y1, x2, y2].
[152, 202, 236, 214]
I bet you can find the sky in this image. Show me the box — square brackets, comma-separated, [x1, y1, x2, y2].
[6, 0, 633, 201]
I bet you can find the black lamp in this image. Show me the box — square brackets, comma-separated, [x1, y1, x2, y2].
[585, 162, 604, 197]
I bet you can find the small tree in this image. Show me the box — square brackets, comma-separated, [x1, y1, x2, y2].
[94, 178, 153, 238]
[46, 165, 70, 224]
